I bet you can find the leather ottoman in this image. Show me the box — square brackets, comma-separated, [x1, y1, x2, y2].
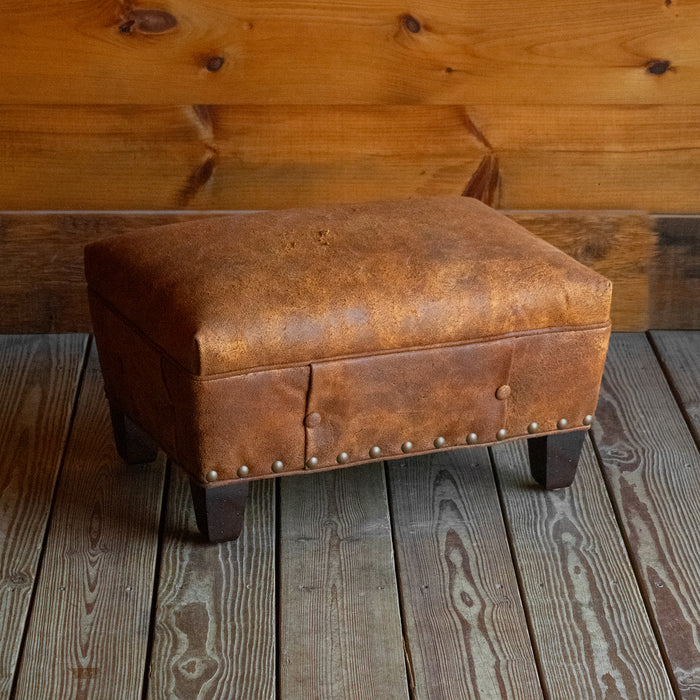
[84, 196, 612, 542]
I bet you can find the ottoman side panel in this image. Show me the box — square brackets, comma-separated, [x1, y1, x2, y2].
[305, 339, 515, 467]
[88, 292, 178, 458]
[304, 325, 610, 469]
[161, 363, 310, 483]
[506, 324, 611, 435]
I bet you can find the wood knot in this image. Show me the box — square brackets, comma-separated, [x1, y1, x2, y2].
[119, 9, 178, 35]
[401, 14, 421, 33]
[646, 59, 671, 75]
[205, 56, 225, 72]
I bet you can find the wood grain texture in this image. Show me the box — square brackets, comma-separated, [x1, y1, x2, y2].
[492, 437, 674, 699]
[591, 333, 700, 698]
[0, 1, 697, 104]
[148, 467, 275, 699]
[14, 344, 166, 700]
[0, 212, 203, 333]
[650, 217, 700, 330]
[0, 335, 87, 699]
[1, 105, 699, 211]
[650, 331, 700, 444]
[0, 209, 662, 334]
[279, 464, 409, 700]
[387, 449, 542, 700]
[0, 106, 486, 210]
[473, 105, 700, 211]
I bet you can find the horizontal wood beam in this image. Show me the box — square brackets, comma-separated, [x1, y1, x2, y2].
[1, 105, 699, 212]
[0, 209, 678, 333]
[0, 0, 697, 104]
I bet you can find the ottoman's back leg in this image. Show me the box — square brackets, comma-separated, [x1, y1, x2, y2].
[189, 481, 249, 543]
[108, 401, 159, 464]
[528, 430, 587, 490]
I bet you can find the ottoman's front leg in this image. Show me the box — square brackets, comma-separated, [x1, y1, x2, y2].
[108, 401, 159, 464]
[528, 430, 587, 490]
[189, 480, 249, 543]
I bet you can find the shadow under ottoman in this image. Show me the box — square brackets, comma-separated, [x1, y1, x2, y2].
[84, 196, 612, 543]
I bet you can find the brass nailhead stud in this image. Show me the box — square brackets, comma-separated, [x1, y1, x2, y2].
[401, 441, 413, 453]
[369, 446, 382, 459]
[497, 428, 507, 441]
[495, 384, 512, 400]
[467, 433, 478, 445]
[527, 422, 539, 434]
[305, 457, 319, 469]
[206, 470, 219, 482]
[337, 452, 349, 464]
[557, 418, 568, 430]
[434, 436, 447, 448]
[271, 460, 284, 473]
[237, 465, 249, 478]
[583, 415, 594, 426]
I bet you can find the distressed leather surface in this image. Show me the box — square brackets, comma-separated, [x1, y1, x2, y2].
[85, 196, 611, 377]
[85, 196, 612, 484]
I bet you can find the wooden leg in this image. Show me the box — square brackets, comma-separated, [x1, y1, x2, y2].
[108, 401, 159, 464]
[528, 430, 586, 490]
[190, 480, 249, 543]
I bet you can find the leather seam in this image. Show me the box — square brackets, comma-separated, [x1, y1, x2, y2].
[88, 288, 611, 382]
[303, 363, 314, 466]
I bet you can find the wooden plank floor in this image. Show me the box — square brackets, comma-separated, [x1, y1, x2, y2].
[0, 332, 698, 700]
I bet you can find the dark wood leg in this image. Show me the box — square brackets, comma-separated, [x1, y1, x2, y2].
[108, 401, 159, 464]
[189, 480, 249, 543]
[528, 429, 587, 490]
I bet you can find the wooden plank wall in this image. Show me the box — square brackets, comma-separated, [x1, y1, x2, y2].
[0, 0, 698, 331]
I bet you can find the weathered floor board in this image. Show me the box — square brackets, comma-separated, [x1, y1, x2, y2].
[592, 333, 700, 698]
[650, 331, 700, 443]
[279, 464, 409, 700]
[0, 334, 87, 699]
[13, 344, 166, 700]
[1, 333, 699, 698]
[148, 466, 276, 700]
[492, 437, 674, 699]
[388, 449, 542, 700]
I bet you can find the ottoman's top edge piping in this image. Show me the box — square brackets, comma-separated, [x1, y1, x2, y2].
[187, 321, 611, 380]
[89, 289, 610, 381]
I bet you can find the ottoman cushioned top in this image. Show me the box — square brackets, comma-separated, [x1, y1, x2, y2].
[85, 196, 610, 378]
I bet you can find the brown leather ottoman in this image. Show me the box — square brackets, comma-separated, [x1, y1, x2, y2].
[84, 196, 612, 542]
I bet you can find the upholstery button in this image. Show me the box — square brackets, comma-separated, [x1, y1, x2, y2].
[495, 384, 511, 400]
[305, 412, 322, 428]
